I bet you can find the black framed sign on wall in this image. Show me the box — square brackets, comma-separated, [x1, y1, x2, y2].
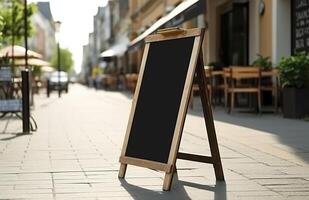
[292, 0, 309, 53]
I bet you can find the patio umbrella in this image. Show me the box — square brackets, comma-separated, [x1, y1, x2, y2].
[14, 58, 50, 66]
[0, 45, 42, 59]
[41, 65, 55, 73]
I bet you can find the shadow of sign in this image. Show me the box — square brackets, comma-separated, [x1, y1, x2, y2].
[119, 173, 226, 200]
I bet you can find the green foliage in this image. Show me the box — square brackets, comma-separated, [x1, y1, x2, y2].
[50, 47, 74, 72]
[32, 65, 41, 76]
[0, 54, 10, 66]
[278, 53, 309, 88]
[207, 61, 224, 70]
[0, 0, 36, 45]
[252, 54, 272, 70]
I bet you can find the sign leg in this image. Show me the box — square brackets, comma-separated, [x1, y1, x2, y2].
[118, 163, 127, 178]
[196, 53, 225, 181]
[163, 171, 174, 191]
[162, 163, 177, 191]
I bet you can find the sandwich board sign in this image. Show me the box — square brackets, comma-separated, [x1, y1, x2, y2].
[119, 28, 224, 191]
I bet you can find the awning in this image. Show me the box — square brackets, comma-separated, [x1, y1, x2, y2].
[100, 38, 129, 58]
[129, 0, 205, 48]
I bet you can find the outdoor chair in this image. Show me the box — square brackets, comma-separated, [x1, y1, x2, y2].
[223, 66, 262, 113]
[125, 73, 138, 93]
[260, 68, 280, 113]
[189, 67, 212, 109]
[209, 69, 225, 107]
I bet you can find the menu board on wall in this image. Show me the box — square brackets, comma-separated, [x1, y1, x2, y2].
[292, 0, 309, 53]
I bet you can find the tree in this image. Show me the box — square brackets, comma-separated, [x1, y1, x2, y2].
[50, 47, 74, 72]
[0, 0, 36, 45]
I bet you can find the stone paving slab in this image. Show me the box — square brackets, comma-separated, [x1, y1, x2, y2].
[0, 84, 309, 199]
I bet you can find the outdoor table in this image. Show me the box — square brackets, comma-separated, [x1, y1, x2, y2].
[222, 67, 280, 113]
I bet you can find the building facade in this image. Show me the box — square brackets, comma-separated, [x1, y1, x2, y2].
[108, 0, 130, 73]
[93, 6, 112, 64]
[128, 0, 294, 71]
[82, 0, 298, 86]
[81, 5, 113, 83]
[29, 2, 56, 61]
[82, 0, 131, 84]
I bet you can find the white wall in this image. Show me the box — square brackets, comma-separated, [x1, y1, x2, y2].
[205, 0, 216, 63]
[272, 0, 291, 66]
[249, 0, 260, 65]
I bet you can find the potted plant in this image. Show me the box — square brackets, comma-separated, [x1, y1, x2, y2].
[252, 54, 274, 106]
[252, 54, 272, 70]
[278, 53, 309, 118]
[207, 61, 224, 71]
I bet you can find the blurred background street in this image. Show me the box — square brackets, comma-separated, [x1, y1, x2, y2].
[1, 0, 309, 199]
[0, 84, 309, 199]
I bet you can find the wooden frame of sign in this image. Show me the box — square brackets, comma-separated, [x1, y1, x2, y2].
[119, 27, 224, 191]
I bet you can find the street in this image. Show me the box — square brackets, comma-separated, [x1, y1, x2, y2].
[0, 84, 309, 199]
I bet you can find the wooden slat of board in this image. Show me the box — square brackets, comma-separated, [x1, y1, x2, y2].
[146, 28, 202, 43]
[118, 163, 127, 178]
[120, 44, 150, 157]
[120, 156, 173, 173]
[197, 53, 225, 181]
[125, 36, 196, 163]
[177, 152, 213, 163]
[167, 35, 202, 167]
[163, 35, 203, 191]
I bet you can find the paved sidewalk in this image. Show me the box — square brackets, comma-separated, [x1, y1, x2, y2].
[0, 84, 309, 200]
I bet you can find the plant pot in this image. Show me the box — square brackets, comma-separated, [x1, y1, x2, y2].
[282, 88, 309, 118]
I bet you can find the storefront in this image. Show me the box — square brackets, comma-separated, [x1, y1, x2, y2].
[128, 0, 296, 71]
[205, 0, 294, 67]
[206, 0, 257, 67]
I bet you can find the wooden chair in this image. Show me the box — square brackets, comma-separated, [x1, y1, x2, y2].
[125, 73, 138, 93]
[189, 84, 199, 109]
[210, 70, 225, 106]
[260, 69, 280, 112]
[223, 66, 261, 113]
[205, 67, 213, 105]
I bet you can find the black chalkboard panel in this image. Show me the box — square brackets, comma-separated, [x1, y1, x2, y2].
[292, 0, 309, 53]
[125, 37, 195, 163]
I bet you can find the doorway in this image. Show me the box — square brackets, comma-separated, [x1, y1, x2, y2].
[220, 2, 249, 66]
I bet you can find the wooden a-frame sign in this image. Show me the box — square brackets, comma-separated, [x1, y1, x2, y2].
[119, 28, 224, 191]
